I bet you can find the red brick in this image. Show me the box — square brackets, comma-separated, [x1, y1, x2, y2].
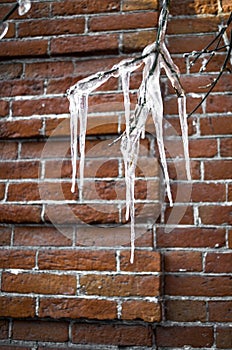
[164, 206, 194, 225]
[14, 226, 73, 246]
[12, 97, 68, 116]
[164, 116, 196, 137]
[25, 61, 74, 79]
[12, 320, 69, 342]
[52, 0, 120, 15]
[222, 0, 232, 11]
[0, 297, 35, 318]
[12, 1, 50, 19]
[80, 274, 160, 296]
[51, 34, 119, 56]
[216, 327, 232, 349]
[168, 17, 220, 34]
[38, 249, 116, 271]
[89, 12, 157, 32]
[164, 95, 203, 115]
[0, 320, 9, 339]
[0, 39, 48, 58]
[170, 0, 219, 15]
[199, 205, 232, 225]
[0, 119, 42, 139]
[220, 138, 232, 157]
[209, 301, 232, 322]
[204, 160, 232, 180]
[39, 297, 117, 320]
[123, 30, 156, 53]
[44, 203, 119, 225]
[179, 73, 232, 94]
[205, 252, 232, 273]
[0, 249, 35, 269]
[167, 159, 200, 180]
[165, 275, 232, 296]
[0, 100, 9, 117]
[168, 34, 215, 54]
[18, 18, 85, 37]
[7, 182, 78, 202]
[0, 183, 5, 200]
[0, 227, 11, 246]
[0, 204, 41, 224]
[156, 326, 214, 348]
[189, 138, 217, 157]
[72, 322, 153, 346]
[200, 116, 232, 135]
[0, 80, 44, 97]
[2, 272, 76, 295]
[121, 300, 161, 322]
[122, 0, 158, 11]
[156, 227, 226, 248]
[0, 347, 30, 350]
[206, 94, 232, 113]
[0, 141, 18, 160]
[21, 140, 70, 159]
[120, 250, 160, 272]
[166, 300, 207, 322]
[164, 251, 202, 272]
[0, 63, 23, 80]
[0, 161, 40, 179]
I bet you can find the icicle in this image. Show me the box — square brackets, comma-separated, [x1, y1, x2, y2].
[0, 22, 9, 40]
[121, 69, 131, 138]
[79, 93, 88, 196]
[17, 0, 31, 16]
[68, 93, 79, 193]
[178, 95, 191, 180]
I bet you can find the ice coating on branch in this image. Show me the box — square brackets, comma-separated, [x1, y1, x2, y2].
[17, 0, 31, 16]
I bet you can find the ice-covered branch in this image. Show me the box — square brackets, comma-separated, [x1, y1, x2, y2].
[67, 0, 190, 263]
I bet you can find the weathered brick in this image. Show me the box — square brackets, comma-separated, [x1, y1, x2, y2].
[38, 249, 116, 271]
[206, 94, 232, 113]
[0, 63, 23, 80]
[44, 203, 119, 225]
[2, 272, 77, 295]
[209, 301, 232, 322]
[0, 204, 41, 223]
[156, 227, 226, 248]
[169, 0, 219, 15]
[167, 159, 200, 180]
[222, 0, 232, 11]
[200, 116, 232, 135]
[0, 320, 9, 339]
[0, 161, 40, 179]
[7, 182, 78, 201]
[165, 300, 207, 322]
[12, 97, 68, 116]
[0, 80, 44, 97]
[39, 297, 117, 320]
[120, 250, 160, 272]
[164, 205, 194, 225]
[204, 160, 232, 180]
[168, 34, 215, 54]
[21, 140, 70, 159]
[51, 34, 119, 56]
[123, 30, 156, 52]
[164, 251, 202, 272]
[18, 18, 85, 37]
[0, 100, 9, 117]
[12, 320, 69, 342]
[0, 183, 5, 200]
[89, 12, 157, 32]
[52, 0, 120, 15]
[165, 275, 232, 296]
[199, 205, 232, 225]
[0, 119, 42, 139]
[0, 39, 48, 58]
[0, 227, 11, 246]
[205, 252, 232, 273]
[220, 138, 232, 157]
[216, 327, 232, 349]
[0, 297, 35, 318]
[168, 17, 220, 34]
[0, 249, 35, 269]
[72, 322, 153, 346]
[25, 61, 74, 79]
[80, 274, 160, 296]
[14, 226, 73, 246]
[121, 300, 161, 322]
[156, 326, 214, 348]
[122, 0, 158, 11]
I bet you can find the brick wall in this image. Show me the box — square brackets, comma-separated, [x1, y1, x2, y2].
[0, 0, 231, 349]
